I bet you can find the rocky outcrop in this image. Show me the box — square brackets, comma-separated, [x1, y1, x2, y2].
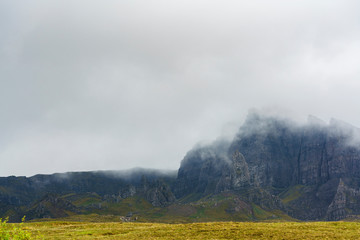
[175, 112, 360, 220]
[144, 180, 176, 207]
[174, 145, 229, 198]
[326, 179, 347, 220]
[227, 113, 360, 190]
[26, 194, 79, 219]
[103, 185, 136, 203]
[231, 151, 251, 189]
[216, 151, 251, 192]
[119, 185, 137, 199]
[325, 178, 360, 220]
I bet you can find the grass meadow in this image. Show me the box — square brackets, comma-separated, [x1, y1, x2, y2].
[10, 221, 360, 239]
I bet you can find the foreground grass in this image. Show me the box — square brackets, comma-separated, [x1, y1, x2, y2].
[16, 221, 360, 239]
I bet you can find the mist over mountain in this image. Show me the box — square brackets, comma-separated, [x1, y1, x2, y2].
[176, 112, 360, 220]
[2, 112, 360, 222]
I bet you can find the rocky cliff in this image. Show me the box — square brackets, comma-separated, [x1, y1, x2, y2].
[175, 112, 360, 220]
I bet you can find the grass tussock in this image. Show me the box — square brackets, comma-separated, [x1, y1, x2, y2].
[15, 221, 360, 239]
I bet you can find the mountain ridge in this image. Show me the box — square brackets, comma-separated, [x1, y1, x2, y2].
[2, 112, 360, 222]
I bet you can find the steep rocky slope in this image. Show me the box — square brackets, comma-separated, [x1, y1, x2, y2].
[175, 112, 360, 220]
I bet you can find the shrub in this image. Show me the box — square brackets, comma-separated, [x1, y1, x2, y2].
[0, 216, 32, 240]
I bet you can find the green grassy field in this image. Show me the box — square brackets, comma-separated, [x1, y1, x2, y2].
[10, 221, 360, 239]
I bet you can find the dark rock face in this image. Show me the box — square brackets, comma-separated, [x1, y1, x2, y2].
[326, 179, 347, 220]
[175, 112, 360, 220]
[225, 114, 360, 191]
[174, 145, 229, 198]
[229, 114, 301, 188]
[216, 151, 251, 192]
[144, 180, 176, 207]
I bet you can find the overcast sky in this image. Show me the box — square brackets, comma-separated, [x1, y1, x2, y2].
[1, 0, 360, 176]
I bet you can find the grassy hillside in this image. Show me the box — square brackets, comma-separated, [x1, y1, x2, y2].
[15, 221, 360, 239]
[55, 192, 294, 223]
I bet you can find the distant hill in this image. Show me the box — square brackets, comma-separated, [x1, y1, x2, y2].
[2, 112, 360, 222]
[0, 169, 177, 222]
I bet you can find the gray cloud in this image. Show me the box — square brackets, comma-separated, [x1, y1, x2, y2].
[1, 0, 360, 176]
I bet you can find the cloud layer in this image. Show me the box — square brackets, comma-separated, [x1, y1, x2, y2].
[1, 0, 360, 176]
